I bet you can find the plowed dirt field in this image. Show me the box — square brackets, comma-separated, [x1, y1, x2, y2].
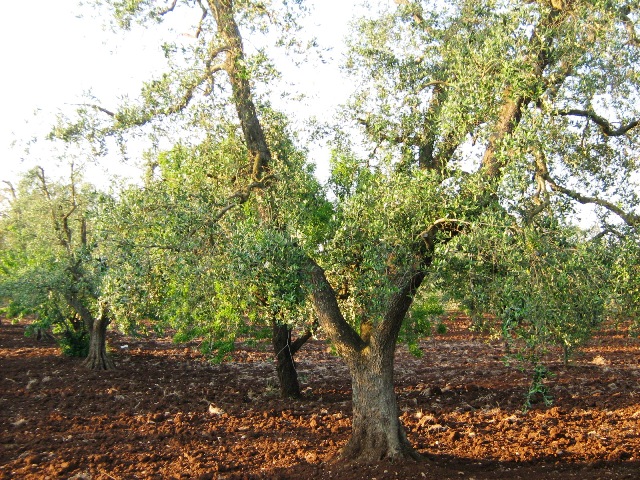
[1, 316, 639, 479]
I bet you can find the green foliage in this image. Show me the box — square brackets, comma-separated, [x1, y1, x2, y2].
[323, 161, 450, 329]
[400, 292, 445, 357]
[57, 325, 91, 358]
[17, 289, 91, 357]
[438, 216, 611, 366]
[98, 111, 326, 355]
[200, 338, 236, 364]
[84, 0, 639, 370]
[0, 300, 31, 320]
[607, 234, 640, 335]
[524, 364, 554, 412]
[0, 167, 105, 356]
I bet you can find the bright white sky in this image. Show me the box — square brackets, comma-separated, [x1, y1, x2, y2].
[1, 1, 164, 186]
[0, 0, 371, 189]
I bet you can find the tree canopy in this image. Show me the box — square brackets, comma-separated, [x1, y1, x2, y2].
[0, 164, 113, 366]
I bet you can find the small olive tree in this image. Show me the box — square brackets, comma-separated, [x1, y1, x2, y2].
[438, 219, 611, 365]
[608, 233, 640, 334]
[0, 165, 114, 369]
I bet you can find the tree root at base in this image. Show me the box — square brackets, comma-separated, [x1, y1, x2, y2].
[83, 352, 115, 370]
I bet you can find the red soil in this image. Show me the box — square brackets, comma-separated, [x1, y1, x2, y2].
[1, 316, 639, 479]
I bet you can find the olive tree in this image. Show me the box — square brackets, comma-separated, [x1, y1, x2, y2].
[100, 115, 329, 397]
[54, 0, 639, 463]
[437, 220, 612, 366]
[0, 165, 114, 369]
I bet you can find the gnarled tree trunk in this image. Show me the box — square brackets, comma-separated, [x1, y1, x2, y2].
[341, 347, 419, 462]
[272, 322, 301, 398]
[83, 303, 114, 371]
[308, 259, 426, 462]
[272, 321, 314, 398]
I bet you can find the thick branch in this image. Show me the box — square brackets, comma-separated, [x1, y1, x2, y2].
[135, 42, 227, 122]
[418, 84, 449, 171]
[140, 46, 225, 124]
[591, 225, 627, 241]
[305, 258, 366, 356]
[619, 6, 639, 47]
[34, 166, 52, 201]
[418, 217, 470, 252]
[481, 93, 526, 179]
[374, 217, 469, 347]
[71, 103, 115, 117]
[521, 152, 552, 224]
[417, 80, 452, 91]
[70, 43, 227, 136]
[359, 84, 455, 171]
[33, 167, 72, 251]
[209, 0, 272, 180]
[557, 109, 640, 137]
[543, 174, 640, 227]
[357, 117, 413, 146]
[373, 269, 425, 352]
[481, 8, 563, 179]
[207, 0, 371, 363]
[195, 0, 209, 38]
[290, 316, 320, 354]
[61, 165, 80, 248]
[66, 293, 95, 330]
[357, 43, 459, 169]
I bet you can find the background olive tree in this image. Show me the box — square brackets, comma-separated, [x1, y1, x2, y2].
[99, 110, 331, 397]
[434, 218, 613, 409]
[0, 164, 114, 369]
[607, 232, 640, 333]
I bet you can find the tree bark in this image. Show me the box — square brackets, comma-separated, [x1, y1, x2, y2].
[271, 321, 315, 398]
[83, 304, 114, 371]
[209, 0, 272, 181]
[272, 322, 302, 398]
[340, 348, 420, 462]
[338, 269, 427, 462]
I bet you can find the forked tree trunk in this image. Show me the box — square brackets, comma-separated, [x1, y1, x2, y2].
[272, 322, 301, 398]
[340, 348, 420, 462]
[272, 321, 314, 398]
[83, 304, 114, 371]
[307, 259, 426, 462]
[211, 0, 416, 459]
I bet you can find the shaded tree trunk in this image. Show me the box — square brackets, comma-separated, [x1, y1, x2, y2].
[35, 327, 56, 342]
[308, 259, 427, 462]
[272, 322, 301, 398]
[340, 348, 420, 462]
[272, 321, 314, 398]
[83, 303, 114, 371]
[211, 0, 420, 461]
